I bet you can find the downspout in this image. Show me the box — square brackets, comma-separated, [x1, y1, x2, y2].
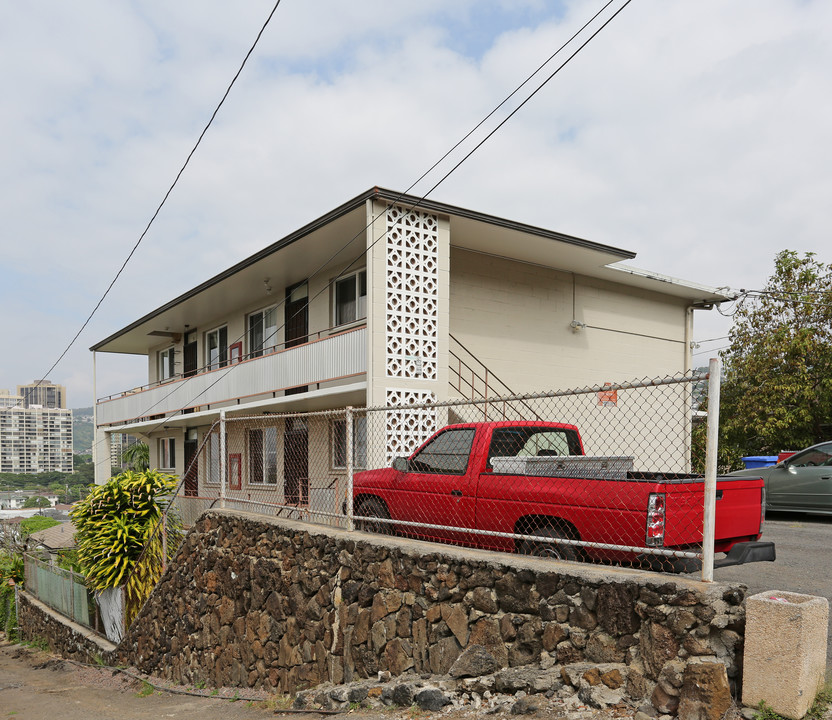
[684, 306, 694, 374]
[684, 306, 694, 473]
[570, 273, 585, 331]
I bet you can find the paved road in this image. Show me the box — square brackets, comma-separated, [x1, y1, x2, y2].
[704, 511, 832, 667]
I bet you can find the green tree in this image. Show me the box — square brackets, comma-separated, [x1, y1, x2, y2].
[0, 551, 24, 640]
[690, 399, 745, 475]
[719, 250, 832, 460]
[22, 495, 51, 509]
[121, 442, 149, 472]
[70, 469, 183, 624]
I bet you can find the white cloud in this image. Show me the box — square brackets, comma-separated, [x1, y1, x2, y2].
[1, 0, 830, 404]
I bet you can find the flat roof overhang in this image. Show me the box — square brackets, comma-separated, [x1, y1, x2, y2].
[91, 187, 730, 355]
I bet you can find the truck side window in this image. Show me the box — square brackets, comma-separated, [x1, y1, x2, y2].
[410, 428, 476, 475]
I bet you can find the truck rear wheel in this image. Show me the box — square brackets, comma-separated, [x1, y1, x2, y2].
[356, 498, 392, 535]
[520, 527, 579, 562]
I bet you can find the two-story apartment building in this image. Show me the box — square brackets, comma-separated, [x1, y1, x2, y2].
[91, 188, 728, 511]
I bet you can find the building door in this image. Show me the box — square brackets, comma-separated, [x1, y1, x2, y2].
[285, 281, 308, 394]
[284, 418, 308, 505]
[183, 330, 198, 378]
[183, 438, 198, 497]
[285, 281, 308, 348]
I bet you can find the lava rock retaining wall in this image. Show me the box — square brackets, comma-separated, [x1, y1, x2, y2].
[18, 593, 116, 661]
[19, 509, 748, 715]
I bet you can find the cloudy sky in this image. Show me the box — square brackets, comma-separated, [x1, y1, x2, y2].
[2, 0, 830, 408]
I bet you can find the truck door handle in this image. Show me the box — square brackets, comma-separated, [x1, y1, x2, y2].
[716, 490, 723, 500]
[451, 490, 463, 497]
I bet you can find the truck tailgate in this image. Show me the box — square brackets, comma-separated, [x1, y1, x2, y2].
[662, 475, 764, 549]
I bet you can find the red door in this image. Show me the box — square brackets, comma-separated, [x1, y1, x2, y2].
[387, 427, 477, 544]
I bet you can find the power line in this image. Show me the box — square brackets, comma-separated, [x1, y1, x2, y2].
[693, 335, 729, 344]
[91, 0, 636, 457]
[743, 291, 832, 310]
[401, 0, 620, 198]
[692, 345, 730, 357]
[26, 0, 285, 410]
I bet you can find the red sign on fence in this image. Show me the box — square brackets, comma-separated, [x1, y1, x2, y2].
[597, 383, 618, 407]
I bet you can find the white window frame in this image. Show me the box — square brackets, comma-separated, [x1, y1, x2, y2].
[333, 269, 367, 327]
[248, 427, 278, 485]
[248, 305, 279, 358]
[205, 432, 221, 485]
[158, 347, 175, 382]
[205, 325, 228, 370]
[158, 437, 175, 471]
[331, 415, 367, 470]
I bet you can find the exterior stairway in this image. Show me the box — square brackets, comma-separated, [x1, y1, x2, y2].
[448, 333, 542, 422]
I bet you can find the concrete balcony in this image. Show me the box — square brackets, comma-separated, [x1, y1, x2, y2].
[96, 326, 367, 427]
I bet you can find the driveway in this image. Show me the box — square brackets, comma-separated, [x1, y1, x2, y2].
[705, 511, 832, 668]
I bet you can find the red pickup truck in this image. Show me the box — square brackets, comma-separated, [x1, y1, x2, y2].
[353, 421, 775, 571]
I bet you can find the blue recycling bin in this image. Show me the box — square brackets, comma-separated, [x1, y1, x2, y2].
[741, 456, 779, 469]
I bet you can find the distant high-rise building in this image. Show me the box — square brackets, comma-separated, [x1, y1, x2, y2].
[0, 404, 73, 473]
[17, 380, 67, 409]
[0, 390, 24, 409]
[109, 433, 141, 469]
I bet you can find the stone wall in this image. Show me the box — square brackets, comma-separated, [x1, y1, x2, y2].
[19, 509, 748, 715]
[18, 593, 116, 662]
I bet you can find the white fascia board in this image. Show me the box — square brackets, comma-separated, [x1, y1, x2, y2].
[603, 263, 736, 304]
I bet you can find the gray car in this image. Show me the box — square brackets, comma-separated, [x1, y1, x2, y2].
[729, 441, 832, 514]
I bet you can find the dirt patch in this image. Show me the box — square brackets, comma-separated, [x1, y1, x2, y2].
[0, 638, 632, 720]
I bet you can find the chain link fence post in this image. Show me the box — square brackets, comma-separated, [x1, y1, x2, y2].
[346, 406, 355, 532]
[162, 514, 168, 572]
[220, 409, 227, 509]
[702, 356, 722, 581]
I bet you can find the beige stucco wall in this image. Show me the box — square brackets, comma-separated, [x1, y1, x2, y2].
[449, 248, 689, 391]
[448, 249, 694, 472]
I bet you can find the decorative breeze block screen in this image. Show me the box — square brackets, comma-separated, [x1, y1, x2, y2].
[385, 389, 436, 464]
[385, 205, 439, 380]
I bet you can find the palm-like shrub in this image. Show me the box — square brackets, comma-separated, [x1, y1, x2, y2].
[0, 552, 23, 639]
[121, 441, 150, 471]
[70, 470, 183, 624]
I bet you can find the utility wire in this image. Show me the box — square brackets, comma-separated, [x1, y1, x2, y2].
[91, 0, 636, 455]
[21, 0, 284, 412]
[693, 345, 730, 357]
[397, 0, 619, 199]
[743, 291, 832, 310]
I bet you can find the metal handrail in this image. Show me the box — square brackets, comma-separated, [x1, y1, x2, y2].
[448, 333, 543, 421]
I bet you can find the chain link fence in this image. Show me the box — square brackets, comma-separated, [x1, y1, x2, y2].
[171, 367, 752, 578]
[23, 553, 102, 632]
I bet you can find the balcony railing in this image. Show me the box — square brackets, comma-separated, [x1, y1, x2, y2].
[96, 325, 367, 427]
